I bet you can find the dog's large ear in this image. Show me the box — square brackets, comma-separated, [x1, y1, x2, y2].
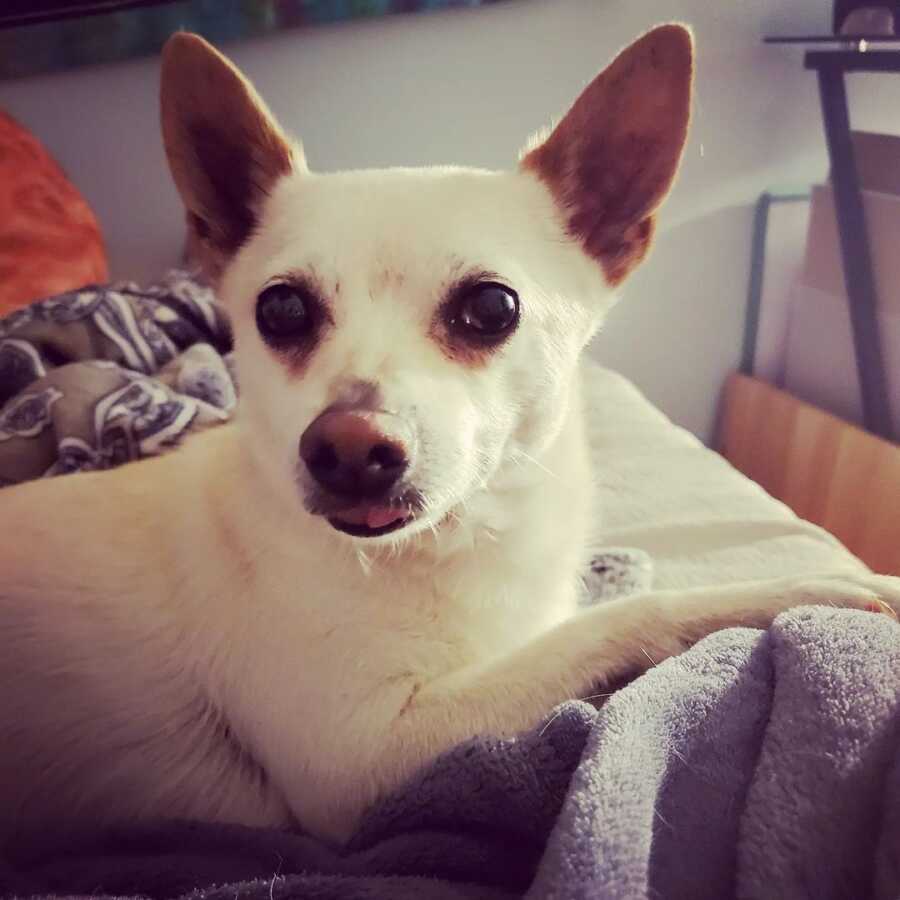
[521, 24, 693, 286]
[160, 33, 300, 278]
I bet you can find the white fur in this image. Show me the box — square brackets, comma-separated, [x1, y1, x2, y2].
[2, 40, 900, 849]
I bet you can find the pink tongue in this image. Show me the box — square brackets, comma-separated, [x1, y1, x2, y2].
[334, 505, 408, 529]
[365, 506, 406, 529]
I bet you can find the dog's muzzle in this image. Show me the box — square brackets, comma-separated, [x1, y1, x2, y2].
[299, 409, 418, 538]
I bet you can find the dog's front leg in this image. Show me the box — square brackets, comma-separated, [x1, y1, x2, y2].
[386, 571, 900, 772]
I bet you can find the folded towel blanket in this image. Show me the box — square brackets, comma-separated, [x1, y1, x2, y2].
[3, 606, 898, 900]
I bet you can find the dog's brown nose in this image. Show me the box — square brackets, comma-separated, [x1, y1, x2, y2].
[300, 410, 411, 499]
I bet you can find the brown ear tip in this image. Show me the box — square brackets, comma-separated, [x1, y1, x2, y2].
[164, 31, 207, 49]
[161, 32, 218, 69]
[657, 22, 694, 38]
[163, 31, 195, 54]
[642, 22, 695, 60]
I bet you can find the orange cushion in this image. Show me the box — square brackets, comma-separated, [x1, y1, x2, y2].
[0, 111, 108, 315]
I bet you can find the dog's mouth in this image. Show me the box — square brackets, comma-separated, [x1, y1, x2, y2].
[305, 485, 425, 539]
[326, 504, 415, 538]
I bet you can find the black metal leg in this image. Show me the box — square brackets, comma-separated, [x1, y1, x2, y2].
[741, 193, 771, 377]
[816, 67, 893, 440]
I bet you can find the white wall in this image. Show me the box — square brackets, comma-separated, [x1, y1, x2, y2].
[2, 0, 900, 440]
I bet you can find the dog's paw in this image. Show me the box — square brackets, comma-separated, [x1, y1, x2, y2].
[774, 571, 900, 621]
[659, 570, 900, 648]
[582, 547, 654, 606]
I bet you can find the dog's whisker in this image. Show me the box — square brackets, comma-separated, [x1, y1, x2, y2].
[539, 709, 565, 736]
[355, 547, 373, 576]
[512, 448, 563, 483]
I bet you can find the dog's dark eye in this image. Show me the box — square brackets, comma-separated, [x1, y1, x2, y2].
[256, 283, 314, 341]
[452, 283, 519, 342]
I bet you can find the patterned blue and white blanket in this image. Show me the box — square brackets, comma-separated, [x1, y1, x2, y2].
[0, 270, 233, 486]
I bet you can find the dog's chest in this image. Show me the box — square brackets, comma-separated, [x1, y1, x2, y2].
[228, 536, 569, 713]
[211, 530, 578, 835]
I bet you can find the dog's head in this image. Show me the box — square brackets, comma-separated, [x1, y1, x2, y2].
[160, 26, 692, 542]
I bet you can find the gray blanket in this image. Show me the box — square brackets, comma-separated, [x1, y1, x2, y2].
[3, 608, 899, 899]
[2, 277, 899, 899]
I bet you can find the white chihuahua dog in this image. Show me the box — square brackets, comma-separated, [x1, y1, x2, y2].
[1, 25, 898, 847]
